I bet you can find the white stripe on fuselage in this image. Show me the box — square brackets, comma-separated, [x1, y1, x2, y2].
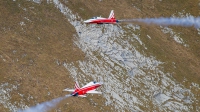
[76, 84, 100, 92]
[81, 82, 95, 88]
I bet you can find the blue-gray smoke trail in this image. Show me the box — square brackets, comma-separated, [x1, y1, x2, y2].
[120, 16, 200, 28]
[18, 95, 71, 112]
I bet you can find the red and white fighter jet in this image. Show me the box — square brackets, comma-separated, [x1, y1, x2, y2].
[63, 81, 102, 97]
[84, 10, 119, 24]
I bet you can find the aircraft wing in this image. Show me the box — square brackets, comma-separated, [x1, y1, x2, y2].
[86, 90, 102, 94]
[78, 95, 87, 97]
[63, 88, 75, 92]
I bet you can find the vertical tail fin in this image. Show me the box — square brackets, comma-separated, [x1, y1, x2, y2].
[108, 10, 115, 19]
[74, 81, 80, 90]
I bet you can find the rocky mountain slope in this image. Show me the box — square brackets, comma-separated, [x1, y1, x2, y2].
[0, 0, 199, 112]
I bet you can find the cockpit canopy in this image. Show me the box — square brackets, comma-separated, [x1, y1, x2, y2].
[91, 17, 97, 19]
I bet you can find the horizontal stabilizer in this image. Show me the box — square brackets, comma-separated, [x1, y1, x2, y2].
[86, 90, 102, 94]
[63, 88, 75, 92]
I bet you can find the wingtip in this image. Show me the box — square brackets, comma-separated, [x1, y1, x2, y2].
[63, 89, 67, 91]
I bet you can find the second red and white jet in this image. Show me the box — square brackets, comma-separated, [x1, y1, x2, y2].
[84, 10, 119, 24]
[63, 81, 102, 97]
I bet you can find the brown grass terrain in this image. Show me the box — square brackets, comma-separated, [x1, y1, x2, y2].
[0, 0, 200, 111]
[0, 1, 107, 112]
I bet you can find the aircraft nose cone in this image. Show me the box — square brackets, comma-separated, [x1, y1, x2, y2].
[84, 20, 90, 23]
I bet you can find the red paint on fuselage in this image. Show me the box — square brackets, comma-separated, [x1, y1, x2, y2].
[84, 10, 118, 24]
[72, 84, 101, 96]
[90, 19, 118, 24]
[85, 18, 118, 24]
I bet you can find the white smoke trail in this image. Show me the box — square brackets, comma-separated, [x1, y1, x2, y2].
[119, 16, 200, 28]
[18, 95, 71, 112]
